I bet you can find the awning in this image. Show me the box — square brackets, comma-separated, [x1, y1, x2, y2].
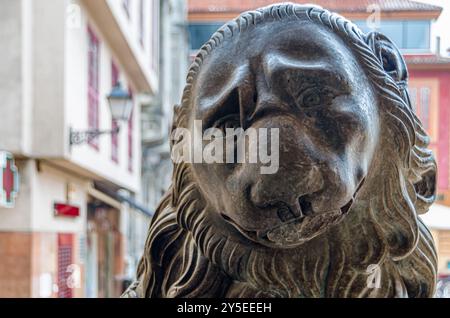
[115, 192, 154, 218]
[91, 183, 154, 218]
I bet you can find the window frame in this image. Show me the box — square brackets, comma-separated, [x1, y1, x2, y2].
[188, 22, 225, 51]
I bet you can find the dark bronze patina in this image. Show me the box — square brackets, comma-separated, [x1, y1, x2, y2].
[124, 3, 437, 298]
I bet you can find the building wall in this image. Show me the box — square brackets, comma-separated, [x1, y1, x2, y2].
[430, 229, 450, 275]
[31, 163, 89, 233]
[1, 0, 145, 191]
[0, 0, 159, 298]
[0, 230, 86, 298]
[105, 0, 159, 89]
[0, 160, 33, 231]
[0, 160, 88, 233]
[0, 160, 88, 297]
[437, 230, 450, 275]
[31, 0, 67, 157]
[0, 232, 32, 297]
[409, 69, 450, 198]
[0, 0, 33, 155]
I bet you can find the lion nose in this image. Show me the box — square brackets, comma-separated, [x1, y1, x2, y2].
[298, 196, 314, 217]
[249, 178, 325, 223]
[277, 196, 316, 222]
[276, 203, 299, 222]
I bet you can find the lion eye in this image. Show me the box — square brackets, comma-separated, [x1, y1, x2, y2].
[302, 91, 322, 107]
[294, 87, 337, 109]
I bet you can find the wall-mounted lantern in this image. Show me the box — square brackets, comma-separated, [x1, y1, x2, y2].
[70, 82, 133, 146]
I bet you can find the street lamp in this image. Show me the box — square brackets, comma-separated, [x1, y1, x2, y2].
[70, 82, 133, 146]
[107, 82, 134, 122]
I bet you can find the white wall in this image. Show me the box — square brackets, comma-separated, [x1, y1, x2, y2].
[31, 0, 67, 157]
[0, 160, 88, 233]
[0, 0, 32, 155]
[106, 0, 159, 91]
[31, 163, 88, 233]
[1, 0, 147, 194]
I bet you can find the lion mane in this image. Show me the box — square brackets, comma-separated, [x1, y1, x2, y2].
[125, 4, 437, 298]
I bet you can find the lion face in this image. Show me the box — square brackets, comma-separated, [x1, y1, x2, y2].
[184, 22, 380, 248]
[131, 4, 437, 299]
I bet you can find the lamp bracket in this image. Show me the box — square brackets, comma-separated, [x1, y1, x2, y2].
[70, 126, 120, 146]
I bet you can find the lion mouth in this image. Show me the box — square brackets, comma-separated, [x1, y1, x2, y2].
[264, 207, 347, 246]
[222, 202, 351, 247]
[221, 179, 364, 248]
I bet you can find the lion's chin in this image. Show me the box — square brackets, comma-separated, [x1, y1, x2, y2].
[222, 198, 354, 249]
[264, 209, 346, 247]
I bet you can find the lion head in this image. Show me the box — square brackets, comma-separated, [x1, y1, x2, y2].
[127, 3, 438, 298]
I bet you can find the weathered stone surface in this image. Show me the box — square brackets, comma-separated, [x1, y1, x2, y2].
[124, 3, 437, 298]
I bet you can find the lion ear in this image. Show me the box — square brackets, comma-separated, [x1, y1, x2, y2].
[414, 168, 437, 214]
[366, 32, 408, 85]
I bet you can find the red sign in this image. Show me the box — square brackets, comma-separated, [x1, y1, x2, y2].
[54, 203, 80, 218]
[0, 151, 19, 208]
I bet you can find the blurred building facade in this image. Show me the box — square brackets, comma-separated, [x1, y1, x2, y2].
[141, 0, 189, 213]
[0, 0, 160, 298]
[421, 204, 450, 277]
[187, 0, 450, 277]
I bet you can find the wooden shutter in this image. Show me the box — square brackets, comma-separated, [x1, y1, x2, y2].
[111, 62, 119, 163]
[88, 27, 100, 149]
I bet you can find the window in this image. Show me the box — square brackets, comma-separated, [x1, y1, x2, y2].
[420, 87, 431, 130]
[188, 23, 224, 50]
[88, 27, 100, 149]
[139, 0, 144, 46]
[377, 21, 403, 47]
[353, 20, 430, 51]
[408, 80, 438, 140]
[128, 89, 134, 172]
[405, 21, 429, 50]
[111, 62, 120, 163]
[409, 87, 417, 113]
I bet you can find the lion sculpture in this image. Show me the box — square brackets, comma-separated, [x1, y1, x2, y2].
[125, 3, 438, 298]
